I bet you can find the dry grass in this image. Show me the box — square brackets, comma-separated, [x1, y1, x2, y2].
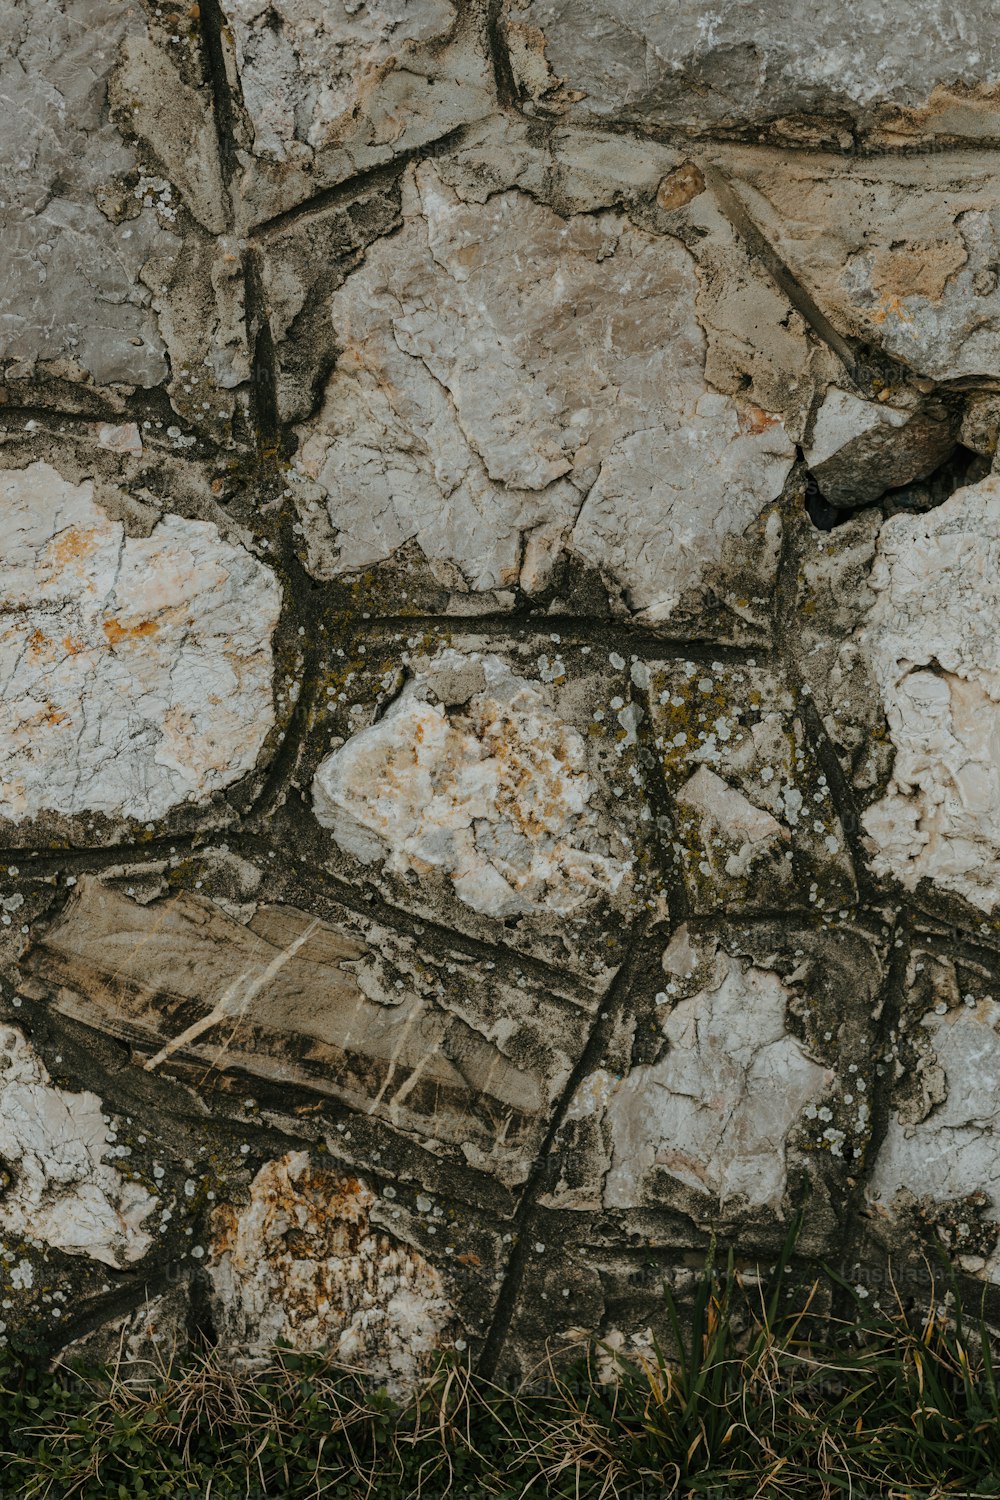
[3, 1243, 1000, 1498]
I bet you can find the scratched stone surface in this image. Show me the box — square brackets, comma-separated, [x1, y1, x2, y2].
[3, 0, 1000, 1384]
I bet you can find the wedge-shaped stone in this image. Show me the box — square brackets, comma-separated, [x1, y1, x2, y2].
[22, 877, 579, 1187]
[726, 151, 1000, 381]
[804, 388, 957, 510]
[229, 0, 491, 222]
[647, 658, 854, 913]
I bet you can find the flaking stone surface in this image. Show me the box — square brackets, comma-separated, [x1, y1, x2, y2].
[208, 1151, 457, 1393]
[0, 0, 176, 386]
[0, 1025, 154, 1269]
[228, 0, 491, 222]
[229, 0, 457, 163]
[554, 935, 832, 1214]
[312, 647, 634, 918]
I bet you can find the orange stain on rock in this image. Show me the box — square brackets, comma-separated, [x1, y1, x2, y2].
[739, 404, 781, 437]
[657, 161, 706, 211]
[102, 618, 160, 647]
[49, 526, 100, 568]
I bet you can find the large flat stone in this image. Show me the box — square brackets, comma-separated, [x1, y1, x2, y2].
[21, 875, 585, 1189]
[293, 159, 795, 619]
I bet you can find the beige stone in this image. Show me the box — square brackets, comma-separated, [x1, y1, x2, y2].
[22, 876, 577, 1185]
[726, 151, 1000, 381]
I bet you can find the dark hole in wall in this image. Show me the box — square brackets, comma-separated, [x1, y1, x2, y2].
[804, 443, 990, 532]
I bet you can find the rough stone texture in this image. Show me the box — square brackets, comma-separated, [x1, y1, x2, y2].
[647, 657, 854, 913]
[860, 477, 1000, 912]
[0, 461, 280, 826]
[724, 150, 1000, 381]
[230, 0, 457, 163]
[804, 387, 957, 510]
[293, 159, 795, 616]
[1, 0, 173, 385]
[0, 1024, 154, 1268]
[6, 0, 1000, 1391]
[208, 1151, 456, 1392]
[228, 0, 492, 223]
[312, 648, 634, 918]
[1, 0, 246, 442]
[561, 939, 832, 1213]
[502, 1, 1000, 145]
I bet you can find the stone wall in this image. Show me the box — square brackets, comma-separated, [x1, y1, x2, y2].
[3, 0, 1000, 1384]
